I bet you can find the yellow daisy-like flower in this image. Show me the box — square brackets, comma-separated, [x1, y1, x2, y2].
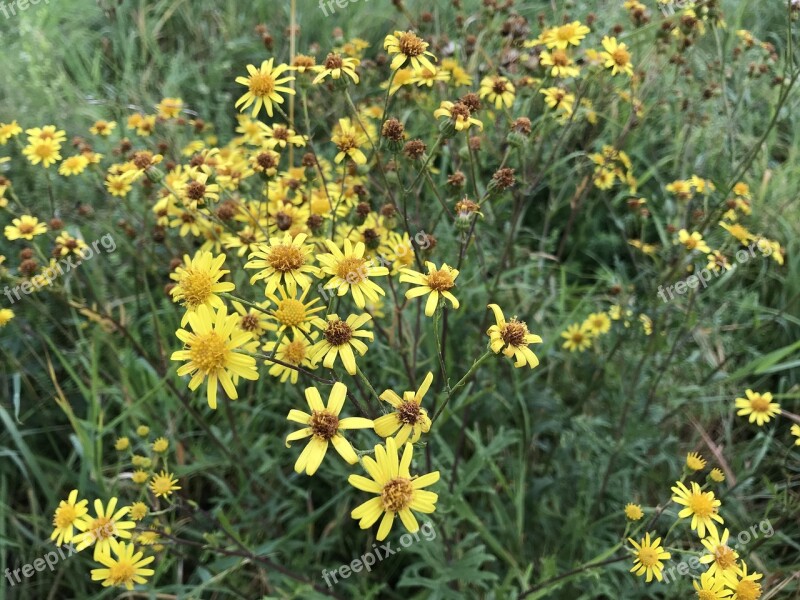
[312, 52, 360, 85]
[671, 480, 724, 537]
[245, 233, 319, 295]
[792, 424, 800, 446]
[433, 100, 483, 132]
[231, 300, 274, 338]
[0, 120, 22, 144]
[601, 36, 634, 76]
[720, 221, 754, 245]
[541, 87, 575, 116]
[263, 330, 318, 384]
[74, 498, 136, 560]
[90, 541, 155, 590]
[128, 502, 148, 521]
[105, 170, 137, 197]
[686, 451, 707, 471]
[0, 308, 13, 327]
[624, 503, 644, 521]
[58, 154, 90, 176]
[382, 67, 414, 95]
[677, 229, 711, 254]
[400, 262, 459, 317]
[114, 437, 130, 451]
[285, 382, 373, 475]
[171, 305, 259, 409]
[317, 239, 389, 308]
[51, 489, 89, 546]
[583, 312, 611, 335]
[628, 532, 671, 582]
[234, 58, 296, 118]
[309, 313, 374, 376]
[149, 470, 181, 498]
[375, 372, 434, 445]
[331, 117, 368, 165]
[89, 120, 116, 136]
[384, 30, 437, 72]
[723, 561, 763, 600]
[487, 304, 542, 368]
[132, 470, 148, 484]
[409, 65, 450, 87]
[136, 425, 150, 437]
[700, 528, 740, 580]
[156, 97, 183, 119]
[348, 437, 439, 541]
[131, 455, 151, 467]
[265, 284, 325, 333]
[545, 21, 591, 49]
[258, 122, 307, 150]
[54, 232, 88, 257]
[181, 171, 219, 208]
[734, 389, 780, 426]
[22, 138, 62, 167]
[709, 468, 726, 482]
[540, 49, 581, 78]
[692, 571, 732, 599]
[707, 250, 732, 273]
[561, 323, 593, 352]
[152, 437, 169, 453]
[169, 251, 235, 324]
[4, 215, 48, 241]
[479, 75, 515, 109]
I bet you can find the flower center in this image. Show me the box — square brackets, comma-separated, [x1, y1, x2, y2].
[381, 477, 414, 512]
[397, 401, 422, 425]
[336, 256, 367, 283]
[18, 223, 34, 234]
[240, 314, 260, 332]
[750, 395, 769, 412]
[714, 545, 736, 570]
[249, 72, 276, 97]
[309, 409, 339, 440]
[54, 505, 77, 529]
[427, 269, 455, 291]
[189, 331, 228, 373]
[637, 547, 658, 568]
[684, 238, 698, 250]
[450, 102, 472, 121]
[88, 516, 115, 540]
[267, 244, 305, 272]
[501, 320, 529, 347]
[492, 79, 507, 94]
[273, 126, 289, 140]
[186, 181, 207, 201]
[151, 477, 173, 495]
[556, 24, 577, 42]
[34, 143, 54, 158]
[552, 50, 569, 66]
[612, 47, 630, 66]
[336, 133, 359, 153]
[180, 269, 214, 307]
[736, 580, 762, 600]
[324, 319, 353, 346]
[324, 53, 343, 69]
[398, 31, 426, 57]
[698, 591, 715, 600]
[108, 561, 136, 585]
[687, 491, 714, 518]
[275, 298, 306, 327]
[283, 340, 307, 364]
[257, 152, 278, 170]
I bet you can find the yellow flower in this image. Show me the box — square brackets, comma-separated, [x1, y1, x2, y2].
[601, 36, 634, 76]
[0, 308, 14, 327]
[51, 490, 89, 546]
[331, 117, 368, 164]
[115, 437, 130, 451]
[686, 451, 707, 471]
[583, 312, 611, 335]
[317, 239, 388, 308]
[692, 571, 732, 599]
[181, 171, 220, 208]
[487, 304, 542, 368]
[263, 331, 318, 384]
[105, 170, 137, 197]
[479, 75, 515, 109]
[540, 49, 581, 78]
[382, 67, 414, 95]
[628, 532, 670, 582]
[348, 437, 439, 541]
[285, 382, 373, 475]
[709, 468, 725, 482]
[624, 503, 644, 521]
[545, 21, 591, 49]
[541, 87, 575, 116]
[5, 215, 48, 241]
[149, 470, 181, 498]
[700, 528, 740, 579]
[235, 58, 296, 118]
[152, 437, 169, 453]
[677, 229, 711, 254]
[258, 122, 307, 150]
[231, 300, 274, 338]
[132, 455, 151, 467]
[734, 389, 780, 426]
[74, 498, 136, 560]
[409, 65, 450, 87]
[132, 470, 148, 484]
[671, 480, 724, 537]
[707, 251, 732, 272]
[400, 262, 459, 316]
[312, 52, 360, 84]
[90, 542, 155, 590]
[792, 424, 800, 446]
[129, 503, 148, 521]
[561, 323, 592, 352]
[171, 305, 259, 409]
[0, 120, 22, 144]
[169, 251, 235, 324]
[245, 233, 319, 295]
[156, 97, 183, 119]
[720, 221, 753, 245]
[22, 138, 61, 167]
[89, 120, 116, 136]
[374, 372, 433, 445]
[58, 154, 90, 176]
[136, 425, 150, 437]
[310, 313, 374, 376]
[265, 284, 325, 333]
[433, 100, 483, 132]
[384, 30, 437, 72]
[722, 561, 763, 600]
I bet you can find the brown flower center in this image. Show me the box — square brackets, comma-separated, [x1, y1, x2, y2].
[272, 126, 289, 140]
[381, 477, 414, 512]
[492, 79, 507, 94]
[324, 319, 353, 346]
[750, 395, 770, 412]
[18, 223, 34, 234]
[612, 47, 630, 66]
[324, 53, 344, 69]
[450, 102, 472, 121]
[282, 340, 307, 364]
[309, 409, 339, 440]
[397, 31, 426, 57]
[257, 152, 278, 170]
[336, 256, 367, 283]
[397, 401, 422, 425]
[240, 314, 260, 332]
[267, 244, 304, 272]
[501, 320, 528, 347]
[186, 181, 206, 201]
